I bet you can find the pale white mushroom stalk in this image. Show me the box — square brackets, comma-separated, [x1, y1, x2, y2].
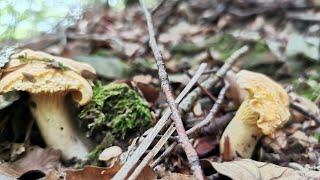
[0, 50, 96, 160]
[30, 93, 88, 160]
[220, 70, 290, 159]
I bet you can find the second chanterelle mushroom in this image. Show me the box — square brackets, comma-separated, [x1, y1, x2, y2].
[0, 49, 96, 160]
[220, 70, 290, 158]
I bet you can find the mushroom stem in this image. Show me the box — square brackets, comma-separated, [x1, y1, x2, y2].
[30, 93, 89, 160]
[220, 100, 263, 158]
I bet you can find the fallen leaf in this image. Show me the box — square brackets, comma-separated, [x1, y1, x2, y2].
[194, 136, 217, 157]
[66, 164, 120, 180]
[289, 130, 318, 147]
[135, 82, 160, 106]
[76, 55, 129, 79]
[0, 146, 61, 179]
[66, 164, 156, 180]
[206, 159, 320, 179]
[285, 34, 320, 61]
[160, 172, 194, 180]
[159, 22, 201, 45]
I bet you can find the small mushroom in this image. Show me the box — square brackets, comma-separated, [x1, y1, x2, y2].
[220, 70, 290, 158]
[0, 50, 96, 160]
[98, 146, 122, 167]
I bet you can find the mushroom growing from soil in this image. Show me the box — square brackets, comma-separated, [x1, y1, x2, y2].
[98, 146, 122, 167]
[220, 70, 290, 158]
[0, 50, 96, 160]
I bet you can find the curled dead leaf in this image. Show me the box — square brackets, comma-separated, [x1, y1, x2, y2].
[205, 159, 320, 179]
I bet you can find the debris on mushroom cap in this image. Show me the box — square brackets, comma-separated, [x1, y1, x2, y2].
[7, 49, 96, 75]
[235, 70, 290, 135]
[98, 146, 122, 161]
[0, 63, 92, 105]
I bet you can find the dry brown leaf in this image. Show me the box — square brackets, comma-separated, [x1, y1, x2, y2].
[194, 136, 218, 157]
[66, 164, 156, 180]
[0, 146, 61, 179]
[66, 164, 121, 180]
[160, 172, 194, 180]
[206, 159, 320, 179]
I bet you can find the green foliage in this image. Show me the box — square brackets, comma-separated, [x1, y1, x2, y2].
[79, 82, 152, 139]
[293, 73, 320, 100]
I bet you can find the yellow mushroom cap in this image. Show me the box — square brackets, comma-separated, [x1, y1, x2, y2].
[7, 49, 96, 75]
[235, 70, 290, 135]
[0, 63, 92, 105]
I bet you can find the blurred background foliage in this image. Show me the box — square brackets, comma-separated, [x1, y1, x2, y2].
[0, 0, 156, 41]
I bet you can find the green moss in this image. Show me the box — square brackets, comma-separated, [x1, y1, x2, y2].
[79, 82, 152, 139]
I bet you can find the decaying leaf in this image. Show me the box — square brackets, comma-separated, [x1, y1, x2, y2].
[66, 164, 120, 180]
[76, 55, 129, 79]
[206, 159, 320, 179]
[160, 172, 194, 180]
[66, 164, 156, 180]
[0, 146, 61, 179]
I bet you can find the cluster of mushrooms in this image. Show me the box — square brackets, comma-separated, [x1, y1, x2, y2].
[0, 49, 291, 162]
[0, 49, 96, 160]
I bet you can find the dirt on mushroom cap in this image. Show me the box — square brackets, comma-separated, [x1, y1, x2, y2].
[236, 70, 291, 135]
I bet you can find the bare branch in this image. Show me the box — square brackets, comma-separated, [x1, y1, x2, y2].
[112, 63, 207, 179]
[138, 1, 204, 178]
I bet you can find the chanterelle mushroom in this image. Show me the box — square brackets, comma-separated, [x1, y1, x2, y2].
[0, 50, 96, 160]
[220, 70, 290, 158]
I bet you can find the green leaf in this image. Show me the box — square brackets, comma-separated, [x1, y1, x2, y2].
[285, 34, 320, 61]
[76, 55, 129, 79]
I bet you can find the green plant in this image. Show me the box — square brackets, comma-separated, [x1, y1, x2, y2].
[79, 82, 152, 139]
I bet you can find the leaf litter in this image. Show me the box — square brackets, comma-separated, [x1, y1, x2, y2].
[0, 0, 320, 179]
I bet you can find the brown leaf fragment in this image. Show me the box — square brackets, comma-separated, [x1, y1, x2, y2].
[0, 146, 61, 179]
[65, 164, 120, 180]
[160, 172, 194, 180]
[207, 159, 320, 180]
[66, 164, 156, 180]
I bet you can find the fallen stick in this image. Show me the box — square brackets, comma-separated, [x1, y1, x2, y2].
[112, 63, 207, 179]
[128, 124, 175, 180]
[187, 84, 229, 135]
[140, 0, 204, 178]
[131, 84, 228, 177]
[151, 85, 230, 168]
[179, 45, 249, 112]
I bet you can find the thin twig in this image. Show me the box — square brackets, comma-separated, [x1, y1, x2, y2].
[131, 84, 227, 177]
[140, 1, 204, 178]
[187, 84, 229, 135]
[186, 72, 217, 102]
[128, 124, 175, 180]
[151, 113, 234, 168]
[179, 45, 249, 112]
[151, 142, 177, 167]
[112, 63, 207, 179]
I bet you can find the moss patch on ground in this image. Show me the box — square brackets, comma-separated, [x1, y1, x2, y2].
[79, 82, 152, 139]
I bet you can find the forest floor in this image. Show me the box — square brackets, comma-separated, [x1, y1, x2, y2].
[0, 0, 320, 179]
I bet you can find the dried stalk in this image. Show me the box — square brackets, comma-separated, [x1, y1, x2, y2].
[139, 0, 204, 178]
[112, 63, 207, 179]
[187, 84, 229, 135]
[128, 124, 175, 180]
